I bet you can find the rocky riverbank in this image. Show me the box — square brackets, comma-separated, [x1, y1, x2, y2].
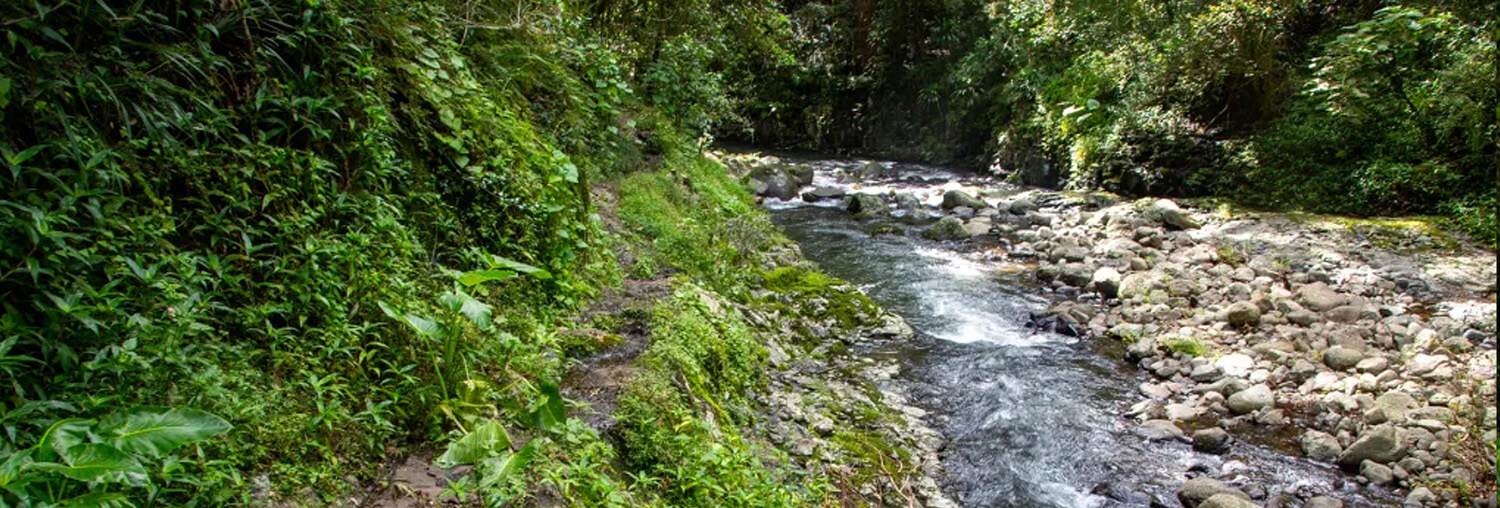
[731, 152, 1498, 508]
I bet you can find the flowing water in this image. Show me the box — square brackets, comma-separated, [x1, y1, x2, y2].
[763, 158, 1398, 508]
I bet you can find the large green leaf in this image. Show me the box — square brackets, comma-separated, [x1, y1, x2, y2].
[96, 407, 231, 458]
[37, 419, 92, 461]
[531, 382, 566, 433]
[456, 269, 516, 287]
[439, 290, 493, 331]
[433, 419, 512, 468]
[477, 440, 537, 490]
[0, 448, 32, 488]
[29, 444, 146, 486]
[379, 302, 445, 338]
[488, 256, 552, 280]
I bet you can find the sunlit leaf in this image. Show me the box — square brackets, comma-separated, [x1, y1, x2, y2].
[379, 302, 445, 338]
[478, 440, 537, 490]
[29, 444, 146, 486]
[440, 290, 493, 331]
[457, 269, 516, 287]
[434, 419, 512, 468]
[488, 256, 551, 280]
[97, 407, 232, 458]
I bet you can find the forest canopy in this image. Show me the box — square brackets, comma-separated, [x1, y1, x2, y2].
[726, 0, 1498, 245]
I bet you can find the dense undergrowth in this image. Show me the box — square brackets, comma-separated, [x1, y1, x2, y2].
[727, 0, 1497, 246]
[0, 0, 832, 505]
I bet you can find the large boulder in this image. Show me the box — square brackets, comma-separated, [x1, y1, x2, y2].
[1177, 478, 1250, 508]
[786, 164, 814, 186]
[942, 190, 986, 210]
[1337, 424, 1405, 469]
[846, 193, 888, 219]
[926, 216, 971, 241]
[748, 167, 799, 200]
[1143, 199, 1200, 230]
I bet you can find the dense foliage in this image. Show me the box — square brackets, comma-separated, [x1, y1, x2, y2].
[728, 0, 1497, 245]
[0, 0, 796, 504]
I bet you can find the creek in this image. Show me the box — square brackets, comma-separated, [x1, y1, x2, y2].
[764, 158, 1396, 508]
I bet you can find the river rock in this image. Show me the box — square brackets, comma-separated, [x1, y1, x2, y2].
[1360, 460, 1394, 485]
[1191, 428, 1232, 454]
[1138, 419, 1185, 442]
[1214, 354, 1256, 378]
[1200, 494, 1261, 508]
[802, 186, 846, 202]
[942, 190, 986, 210]
[1338, 424, 1405, 469]
[1127, 336, 1159, 361]
[1304, 496, 1343, 508]
[1058, 263, 1094, 287]
[926, 216, 971, 241]
[1143, 199, 1199, 230]
[749, 167, 799, 199]
[1301, 430, 1343, 462]
[1224, 301, 1261, 327]
[1354, 356, 1389, 373]
[1405, 488, 1437, 506]
[1373, 391, 1419, 422]
[846, 193, 887, 218]
[1226, 384, 1273, 414]
[1177, 478, 1250, 508]
[1093, 267, 1122, 298]
[1322, 346, 1364, 370]
[1296, 283, 1348, 312]
[1009, 199, 1038, 215]
[895, 192, 922, 211]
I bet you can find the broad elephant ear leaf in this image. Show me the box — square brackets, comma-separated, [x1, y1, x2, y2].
[456, 269, 516, 287]
[477, 440, 538, 490]
[488, 256, 551, 280]
[379, 302, 445, 338]
[532, 381, 566, 433]
[37, 419, 93, 462]
[97, 407, 231, 458]
[439, 290, 493, 331]
[0, 448, 33, 488]
[28, 443, 146, 486]
[433, 419, 512, 468]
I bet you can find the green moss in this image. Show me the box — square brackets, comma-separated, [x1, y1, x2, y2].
[1163, 337, 1208, 357]
[760, 267, 879, 329]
